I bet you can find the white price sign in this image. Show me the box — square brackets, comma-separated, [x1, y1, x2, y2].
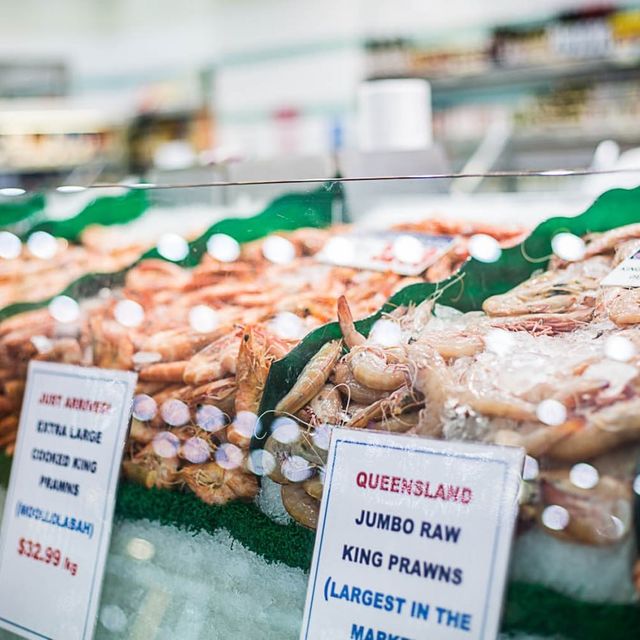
[0, 362, 136, 640]
[601, 249, 640, 287]
[300, 428, 523, 640]
[316, 232, 456, 276]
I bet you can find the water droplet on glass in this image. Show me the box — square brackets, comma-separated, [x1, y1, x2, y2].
[536, 399, 567, 426]
[182, 436, 210, 463]
[485, 328, 515, 356]
[114, 299, 144, 327]
[232, 411, 259, 438]
[248, 449, 276, 476]
[604, 335, 636, 362]
[207, 233, 240, 262]
[188, 305, 218, 333]
[100, 604, 127, 633]
[215, 443, 244, 469]
[48, 295, 80, 323]
[369, 318, 402, 347]
[282, 455, 313, 482]
[541, 504, 570, 531]
[27, 231, 58, 259]
[152, 431, 180, 458]
[196, 405, 226, 433]
[551, 232, 586, 262]
[132, 394, 157, 421]
[522, 455, 539, 481]
[0, 231, 21, 259]
[156, 233, 189, 262]
[269, 311, 306, 340]
[126, 537, 155, 561]
[271, 417, 300, 444]
[262, 235, 296, 264]
[160, 399, 190, 427]
[569, 462, 599, 489]
[0, 187, 26, 197]
[468, 234, 502, 263]
[56, 185, 86, 194]
[312, 423, 332, 450]
[392, 235, 424, 265]
[324, 236, 355, 263]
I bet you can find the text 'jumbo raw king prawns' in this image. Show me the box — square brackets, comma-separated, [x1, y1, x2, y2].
[269, 222, 640, 599]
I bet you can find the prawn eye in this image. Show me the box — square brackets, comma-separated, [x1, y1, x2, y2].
[243, 334, 250, 342]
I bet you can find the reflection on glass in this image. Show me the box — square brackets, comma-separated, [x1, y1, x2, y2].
[282, 455, 313, 482]
[132, 394, 158, 422]
[48, 295, 80, 323]
[248, 449, 276, 476]
[0, 231, 22, 259]
[569, 463, 599, 489]
[27, 231, 58, 259]
[114, 299, 145, 328]
[468, 234, 501, 263]
[215, 443, 244, 469]
[271, 417, 301, 444]
[536, 399, 567, 426]
[551, 232, 586, 262]
[157, 233, 189, 262]
[152, 431, 180, 458]
[126, 537, 155, 561]
[207, 233, 240, 262]
[262, 236, 295, 264]
[541, 504, 570, 531]
[189, 305, 218, 333]
[196, 405, 226, 433]
[182, 437, 210, 463]
[604, 335, 636, 362]
[160, 399, 190, 427]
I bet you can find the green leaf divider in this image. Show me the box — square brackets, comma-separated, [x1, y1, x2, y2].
[0, 182, 344, 321]
[25, 189, 149, 242]
[254, 185, 640, 444]
[0, 193, 45, 230]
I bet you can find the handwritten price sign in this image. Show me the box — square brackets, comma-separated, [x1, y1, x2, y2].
[0, 362, 136, 640]
[17, 538, 77, 576]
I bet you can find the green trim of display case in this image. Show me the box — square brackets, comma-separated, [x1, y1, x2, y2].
[255, 184, 640, 441]
[25, 190, 149, 242]
[0, 193, 45, 229]
[0, 182, 344, 321]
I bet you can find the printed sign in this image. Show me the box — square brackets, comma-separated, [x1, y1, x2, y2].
[316, 231, 456, 276]
[601, 249, 640, 287]
[0, 362, 137, 640]
[300, 428, 524, 640]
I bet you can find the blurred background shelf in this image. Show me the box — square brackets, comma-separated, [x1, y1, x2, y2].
[0, 1, 639, 196]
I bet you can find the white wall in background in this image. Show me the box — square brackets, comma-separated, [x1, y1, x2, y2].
[0, 0, 601, 157]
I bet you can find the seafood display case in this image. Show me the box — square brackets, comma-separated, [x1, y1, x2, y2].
[0, 174, 639, 639]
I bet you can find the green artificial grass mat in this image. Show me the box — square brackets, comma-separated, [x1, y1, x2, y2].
[113, 481, 640, 640]
[503, 582, 640, 640]
[115, 481, 316, 571]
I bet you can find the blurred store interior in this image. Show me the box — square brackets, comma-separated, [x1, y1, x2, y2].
[1, 0, 640, 218]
